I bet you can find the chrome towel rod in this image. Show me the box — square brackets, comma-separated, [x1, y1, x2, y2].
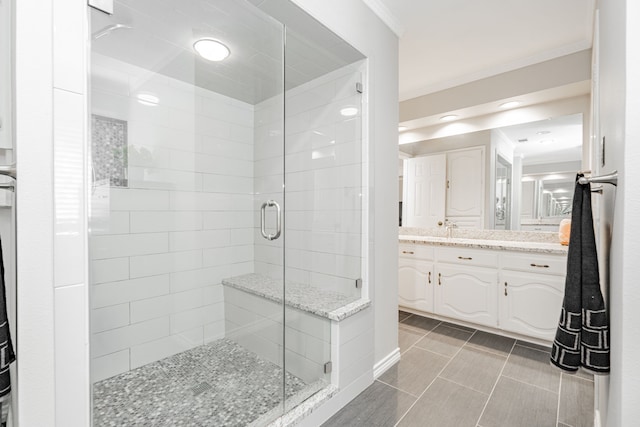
[578, 171, 618, 187]
[0, 164, 16, 180]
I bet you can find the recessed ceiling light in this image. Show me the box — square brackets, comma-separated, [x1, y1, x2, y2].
[340, 107, 359, 117]
[193, 38, 230, 61]
[398, 126, 408, 132]
[499, 101, 521, 109]
[440, 115, 458, 122]
[136, 92, 159, 106]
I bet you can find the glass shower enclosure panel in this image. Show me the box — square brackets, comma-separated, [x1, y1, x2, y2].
[88, 1, 287, 425]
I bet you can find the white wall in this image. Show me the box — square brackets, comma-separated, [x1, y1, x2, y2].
[597, 0, 640, 426]
[15, 0, 89, 425]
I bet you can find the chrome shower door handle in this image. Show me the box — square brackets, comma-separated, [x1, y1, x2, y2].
[260, 200, 281, 241]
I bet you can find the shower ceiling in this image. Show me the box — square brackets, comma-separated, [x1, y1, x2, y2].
[91, 0, 365, 104]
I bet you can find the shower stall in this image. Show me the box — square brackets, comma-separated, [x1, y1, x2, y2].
[88, 0, 366, 425]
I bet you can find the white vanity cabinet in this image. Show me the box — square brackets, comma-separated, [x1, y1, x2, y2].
[498, 253, 566, 341]
[398, 244, 434, 312]
[398, 240, 568, 343]
[434, 247, 498, 327]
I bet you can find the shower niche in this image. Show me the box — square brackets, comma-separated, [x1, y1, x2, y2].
[89, 0, 367, 425]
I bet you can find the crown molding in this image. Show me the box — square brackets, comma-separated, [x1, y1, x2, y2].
[362, 0, 405, 37]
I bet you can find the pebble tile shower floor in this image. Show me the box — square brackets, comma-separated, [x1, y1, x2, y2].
[93, 339, 308, 427]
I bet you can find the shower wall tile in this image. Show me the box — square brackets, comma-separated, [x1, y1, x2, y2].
[130, 327, 203, 369]
[91, 257, 130, 284]
[91, 274, 170, 309]
[109, 188, 170, 211]
[90, 232, 169, 259]
[91, 349, 130, 383]
[91, 317, 170, 358]
[91, 303, 130, 333]
[90, 211, 130, 236]
[129, 211, 203, 233]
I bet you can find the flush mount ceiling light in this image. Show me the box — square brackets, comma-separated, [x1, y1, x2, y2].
[136, 92, 159, 106]
[340, 107, 359, 117]
[499, 101, 521, 109]
[440, 114, 458, 122]
[193, 38, 230, 61]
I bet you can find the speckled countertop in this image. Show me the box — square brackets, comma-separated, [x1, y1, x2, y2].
[399, 235, 568, 254]
[222, 273, 370, 322]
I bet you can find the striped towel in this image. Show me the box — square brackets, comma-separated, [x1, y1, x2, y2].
[0, 237, 15, 397]
[550, 174, 610, 373]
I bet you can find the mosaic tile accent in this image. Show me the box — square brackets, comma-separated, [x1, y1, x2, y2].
[91, 114, 128, 187]
[222, 274, 370, 321]
[93, 339, 316, 427]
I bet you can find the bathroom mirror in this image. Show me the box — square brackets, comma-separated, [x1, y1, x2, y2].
[494, 154, 511, 230]
[399, 113, 583, 230]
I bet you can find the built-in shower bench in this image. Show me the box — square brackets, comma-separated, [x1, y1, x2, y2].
[222, 273, 370, 321]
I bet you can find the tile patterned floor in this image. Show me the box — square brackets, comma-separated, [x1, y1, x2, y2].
[323, 311, 595, 427]
[93, 339, 310, 427]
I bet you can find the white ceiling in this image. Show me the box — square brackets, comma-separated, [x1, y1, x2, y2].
[500, 113, 583, 165]
[373, 0, 595, 101]
[91, 0, 364, 104]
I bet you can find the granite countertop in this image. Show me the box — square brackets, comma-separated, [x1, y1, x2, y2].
[399, 235, 568, 255]
[222, 273, 371, 322]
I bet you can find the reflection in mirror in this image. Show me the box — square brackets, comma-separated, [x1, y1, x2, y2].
[398, 113, 583, 231]
[495, 155, 511, 230]
[505, 113, 583, 231]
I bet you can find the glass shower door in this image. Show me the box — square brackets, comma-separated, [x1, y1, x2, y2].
[88, 1, 286, 425]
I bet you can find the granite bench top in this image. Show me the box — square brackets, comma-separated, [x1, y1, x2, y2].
[222, 273, 370, 322]
[399, 235, 568, 255]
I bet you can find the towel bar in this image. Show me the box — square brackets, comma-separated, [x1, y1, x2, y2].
[578, 171, 617, 186]
[0, 164, 16, 180]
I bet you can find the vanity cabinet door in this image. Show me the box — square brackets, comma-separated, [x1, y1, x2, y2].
[399, 258, 434, 312]
[435, 264, 498, 327]
[499, 271, 564, 341]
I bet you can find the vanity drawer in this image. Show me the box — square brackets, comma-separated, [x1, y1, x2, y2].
[436, 246, 498, 268]
[501, 252, 567, 276]
[399, 244, 434, 260]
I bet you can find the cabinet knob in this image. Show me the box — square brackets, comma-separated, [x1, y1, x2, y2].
[530, 263, 549, 268]
[437, 221, 443, 226]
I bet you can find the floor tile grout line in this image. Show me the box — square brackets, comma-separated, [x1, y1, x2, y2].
[463, 340, 514, 358]
[374, 379, 421, 399]
[557, 372, 563, 427]
[392, 328, 479, 427]
[500, 373, 561, 394]
[474, 338, 517, 426]
[437, 375, 491, 397]
[399, 322, 441, 355]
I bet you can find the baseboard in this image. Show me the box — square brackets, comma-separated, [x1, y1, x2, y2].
[373, 347, 400, 379]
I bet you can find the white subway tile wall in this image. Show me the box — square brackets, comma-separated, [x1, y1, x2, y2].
[253, 62, 364, 295]
[89, 53, 364, 386]
[89, 54, 254, 382]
